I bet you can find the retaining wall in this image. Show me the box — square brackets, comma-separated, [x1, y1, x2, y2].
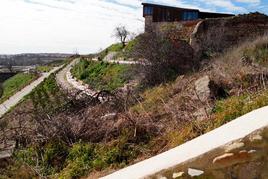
[102, 106, 268, 179]
[190, 13, 268, 56]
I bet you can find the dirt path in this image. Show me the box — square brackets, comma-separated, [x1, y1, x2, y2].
[56, 59, 78, 91]
[56, 58, 138, 97]
[0, 66, 63, 118]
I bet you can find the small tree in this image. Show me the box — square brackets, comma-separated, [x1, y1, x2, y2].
[113, 25, 130, 47]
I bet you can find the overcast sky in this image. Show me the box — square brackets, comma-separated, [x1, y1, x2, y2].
[0, 0, 267, 54]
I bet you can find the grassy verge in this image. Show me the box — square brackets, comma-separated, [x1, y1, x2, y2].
[0, 73, 37, 104]
[28, 73, 68, 114]
[71, 59, 131, 91]
[98, 43, 124, 60]
[13, 138, 141, 179]
[97, 39, 138, 61]
[1, 72, 141, 178]
[36, 65, 53, 73]
[158, 88, 268, 149]
[4, 36, 268, 178]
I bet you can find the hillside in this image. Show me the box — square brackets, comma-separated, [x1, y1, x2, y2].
[0, 73, 38, 104]
[1, 34, 268, 178]
[1, 13, 268, 179]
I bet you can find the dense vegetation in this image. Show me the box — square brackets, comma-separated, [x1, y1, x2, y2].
[11, 137, 142, 178]
[0, 73, 37, 104]
[130, 35, 268, 149]
[36, 65, 53, 73]
[0, 74, 145, 178]
[71, 60, 132, 91]
[2, 32, 268, 179]
[98, 43, 124, 60]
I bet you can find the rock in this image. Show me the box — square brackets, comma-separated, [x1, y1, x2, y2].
[101, 113, 117, 120]
[172, 172, 185, 178]
[195, 75, 211, 102]
[188, 168, 204, 177]
[195, 75, 228, 103]
[248, 150, 257, 154]
[248, 133, 266, 148]
[213, 153, 234, 164]
[103, 52, 118, 61]
[212, 149, 262, 169]
[158, 177, 167, 179]
[249, 134, 263, 142]
[193, 108, 211, 121]
[224, 142, 245, 152]
[0, 141, 16, 163]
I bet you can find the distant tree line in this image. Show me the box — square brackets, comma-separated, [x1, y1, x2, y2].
[0, 54, 69, 66]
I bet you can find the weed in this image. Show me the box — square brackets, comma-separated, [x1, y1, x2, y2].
[72, 60, 131, 91]
[36, 66, 53, 73]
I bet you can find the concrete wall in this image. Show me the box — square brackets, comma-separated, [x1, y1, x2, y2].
[190, 13, 268, 56]
[102, 106, 268, 179]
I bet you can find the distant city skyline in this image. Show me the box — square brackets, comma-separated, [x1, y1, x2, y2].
[0, 0, 267, 54]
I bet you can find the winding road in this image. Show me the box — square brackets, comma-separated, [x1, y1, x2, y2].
[56, 59, 79, 92]
[56, 58, 97, 96]
[0, 66, 63, 118]
[0, 58, 138, 118]
[56, 58, 139, 95]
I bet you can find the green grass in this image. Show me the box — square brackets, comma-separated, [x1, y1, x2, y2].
[211, 90, 268, 128]
[98, 43, 124, 60]
[46, 59, 66, 66]
[28, 74, 68, 114]
[97, 38, 139, 61]
[0, 73, 37, 104]
[162, 89, 268, 149]
[108, 43, 124, 52]
[13, 138, 141, 179]
[36, 65, 53, 73]
[241, 36, 268, 67]
[131, 84, 172, 113]
[71, 59, 131, 91]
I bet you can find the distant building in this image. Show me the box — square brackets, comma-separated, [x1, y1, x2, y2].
[142, 3, 234, 32]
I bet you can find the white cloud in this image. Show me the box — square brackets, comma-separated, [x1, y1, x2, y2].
[199, 0, 246, 12]
[143, 0, 214, 11]
[0, 0, 263, 54]
[0, 0, 144, 54]
[235, 0, 261, 4]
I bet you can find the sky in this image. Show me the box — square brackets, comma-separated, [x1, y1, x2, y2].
[0, 0, 268, 54]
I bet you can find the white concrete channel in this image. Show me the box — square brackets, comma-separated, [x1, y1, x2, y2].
[102, 106, 268, 179]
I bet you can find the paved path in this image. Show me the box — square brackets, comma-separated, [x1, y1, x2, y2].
[0, 66, 62, 118]
[56, 58, 97, 97]
[56, 59, 78, 91]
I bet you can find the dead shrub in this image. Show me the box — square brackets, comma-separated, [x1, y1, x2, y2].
[131, 32, 196, 86]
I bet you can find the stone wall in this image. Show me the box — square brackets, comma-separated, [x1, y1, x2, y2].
[144, 16, 199, 41]
[190, 13, 268, 57]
